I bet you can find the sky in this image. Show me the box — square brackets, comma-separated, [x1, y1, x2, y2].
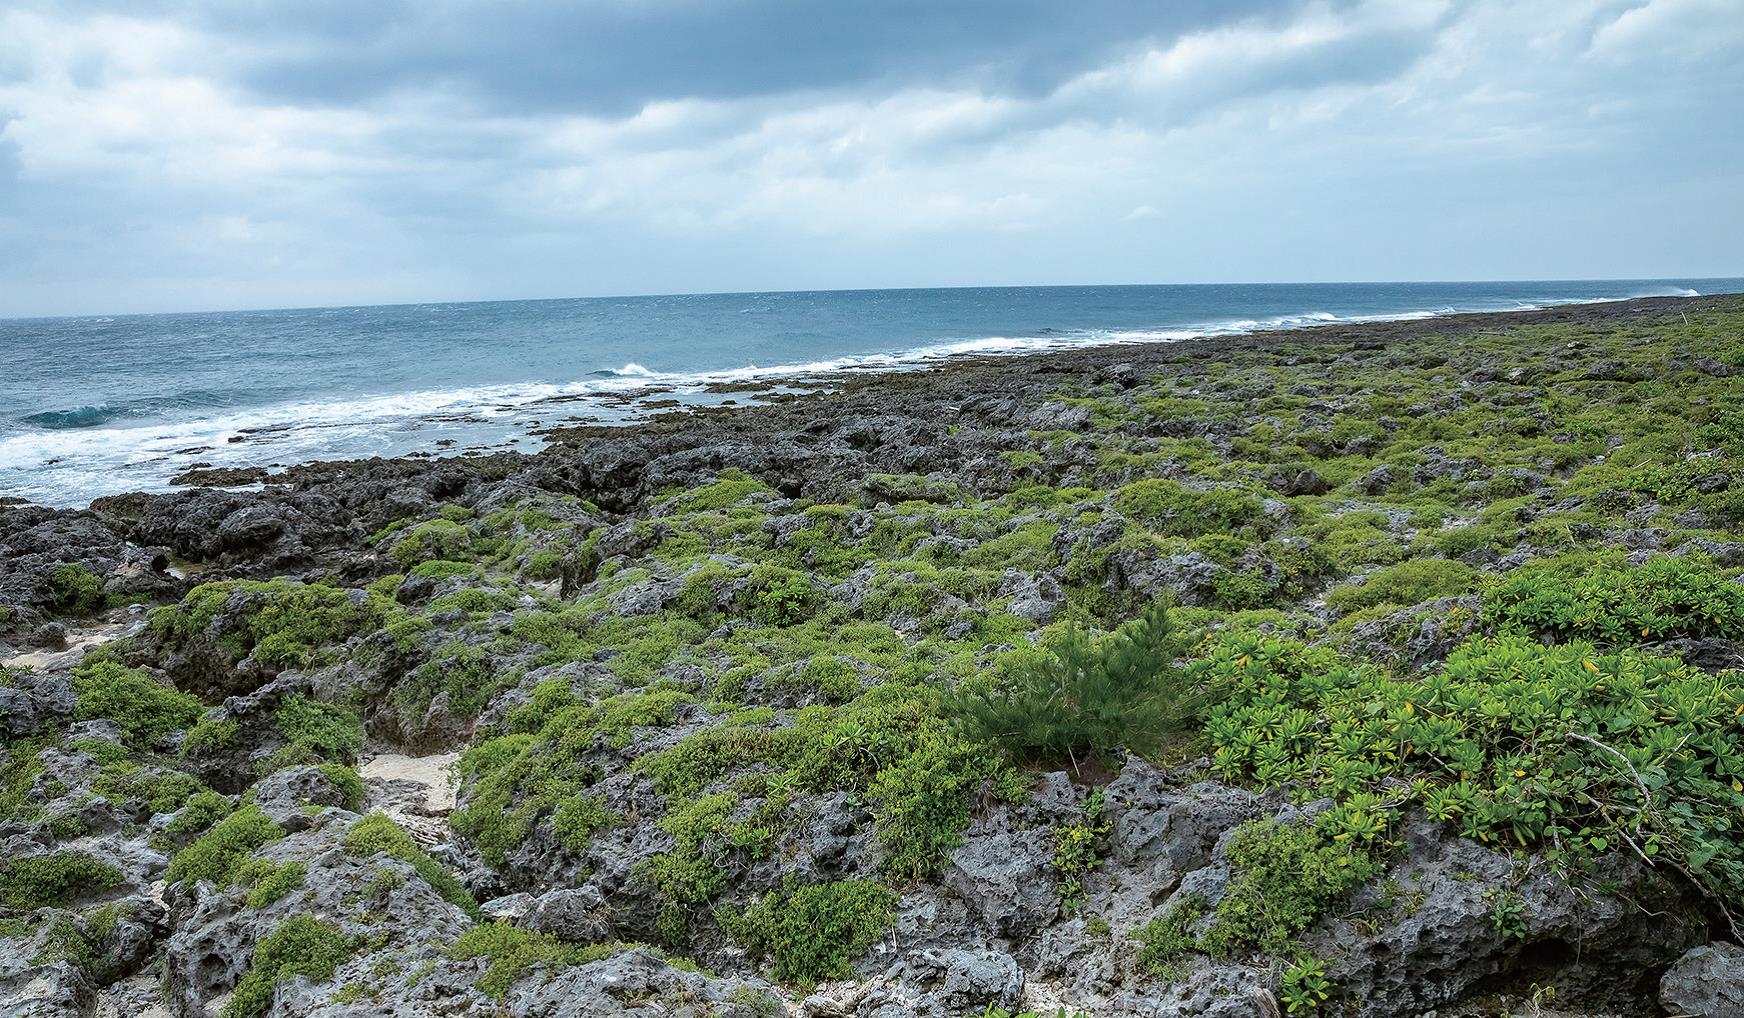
[0, 0, 1739, 317]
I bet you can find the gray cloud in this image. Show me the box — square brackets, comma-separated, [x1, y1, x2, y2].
[0, 0, 1739, 316]
[37, 0, 1293, 113]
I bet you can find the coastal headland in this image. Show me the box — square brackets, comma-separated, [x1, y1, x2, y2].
[4, 294, 1744, 1017]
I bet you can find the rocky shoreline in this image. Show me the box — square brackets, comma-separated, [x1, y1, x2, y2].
[4, 294, 1744, 1017]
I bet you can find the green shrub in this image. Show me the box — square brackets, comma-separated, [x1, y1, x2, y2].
[550, 795, 615, 853]
[28, 915, 94, 967]
[1209, 569, 1274, 611]
[949, 604, 1196, 765]
[746, 568, 815, 626]
[430, 587, 519, 615]
[273, 694, 364, 765]
[319, 763, 366, 811]
[634, 683, 1018, 890]
[224, 916, 354, 1018]
[99, 769, 207, 816]
[526, 550, 564, 581]
[162, 790, 233, 841]
[0, 852, 123, 910]
[1198, 631, 1744, 916]
[1112, 479, 1267, 537]
[1199, 817, 1385, 956]
[384, 612, 431, 652]
[1280, 954, 1333, 1013]
[866, 718, 1020, 880]
[1432, 524, 1506, 558]
[0, 739, 48, 823]
[410, 559, 481, 580]
[721, 878, 896, 985]
[1052, 790, 1111, 909]
[665, 470, 772, 513]
[452, 689, 688, 867]
[389, 519, 473, 569]
[450, 923, 553, 999]
[390, 643, 513, 734]
[71, 661, 203, 748]
[181, 715, 241, 756]
[1485, 887, 1529, 941]
[344, 813, 479, 917]
[446, 924, 642, 1000]
[150, 579, 378, 669]
[166, 804, 284, 887]
[1134, 894, 1206, 980]
[240, 860, 307, 909]
[796, 656, 864, 703]
[1324, 559, 1478, 615]
[48, 563, 105, 615]
[1485, 555, 1744, 643]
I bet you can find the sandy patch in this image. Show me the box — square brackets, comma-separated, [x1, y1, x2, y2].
[361, 751, 460, 813]
[3, 615, 145, 670]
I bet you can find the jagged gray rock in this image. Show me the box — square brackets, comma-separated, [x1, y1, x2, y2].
[1661, 942, 1744, 1018]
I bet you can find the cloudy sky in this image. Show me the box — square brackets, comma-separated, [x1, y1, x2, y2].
[0, 0, 1739, 316]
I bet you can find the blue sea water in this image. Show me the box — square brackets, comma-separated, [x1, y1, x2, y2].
[3, 279, 1738, 508]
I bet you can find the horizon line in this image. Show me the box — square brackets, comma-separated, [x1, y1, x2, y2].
[5, 274, 1742, 324]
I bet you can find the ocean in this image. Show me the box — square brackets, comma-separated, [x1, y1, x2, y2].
[3, 278, 1738, 508]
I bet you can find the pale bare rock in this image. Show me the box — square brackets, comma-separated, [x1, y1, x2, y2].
[92, 973, 173, 1018]
[360, 751, 460, 813]
[2, 613, 144, 670]
[361, 751, 460, 850]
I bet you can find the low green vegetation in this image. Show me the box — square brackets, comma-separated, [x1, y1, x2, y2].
[1112, 478, 1268, 537]
[1133, 894, 1206, 981]
[166, 804, 285, 887]
[160, 789, 233, 842]
[224, 916, 355, 1018]
[1485, 554, 1744, 643]
[720, 878, 897, 985]
[0, 852, 123, 910]
[1280, 955, 1333, 1013]
[1199, 816, 1386, 956]
[239, 860, 307, 909]
[149, 578, 385, 669]
[48, 563, 105, 615]
[447, 924, 649, 1000]
[266, 694, 364, 771]
[388, 642, 517, 740]
[450, 687, 688, 866]
[389, 519, 474, 569]
[0, 739, 50, 825]
[181, 714, 241, 756]
[1052, 790, 1112, 909]
[95, 766, 208, 818]
[71, 660, 203, 748]
[1199, 631, 1744, 922]
[344, 813, 480, 918]
[15, 301, 1744, 1009]
[319, 763, 366, 811]
[1325, 558, 1478, 615]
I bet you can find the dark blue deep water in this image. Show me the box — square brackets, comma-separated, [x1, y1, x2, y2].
[3, 279, 1738, 506]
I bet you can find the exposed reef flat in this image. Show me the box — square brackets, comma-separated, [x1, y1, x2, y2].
[4, 294, 1744, 1018]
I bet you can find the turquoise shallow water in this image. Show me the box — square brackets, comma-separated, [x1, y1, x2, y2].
[2, 278, 1738, 507]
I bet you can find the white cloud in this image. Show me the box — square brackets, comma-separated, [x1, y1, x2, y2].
[1588, 0, 1744, 59]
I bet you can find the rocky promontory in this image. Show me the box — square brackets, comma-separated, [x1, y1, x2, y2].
[4, 295, 1744, 1017]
